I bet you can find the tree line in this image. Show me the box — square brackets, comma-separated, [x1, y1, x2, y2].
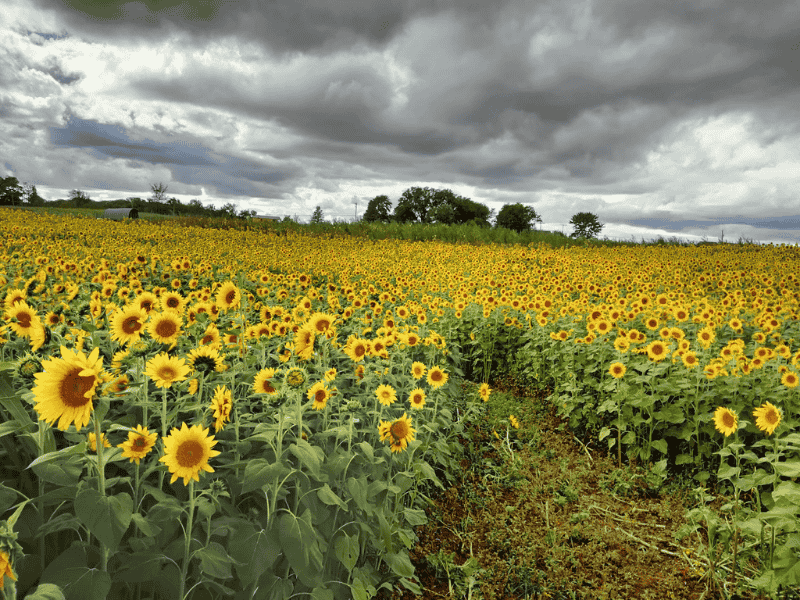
[0, 176, 605, 238]
[358, 186, 604, 238]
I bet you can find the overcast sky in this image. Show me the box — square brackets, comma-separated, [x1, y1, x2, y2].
[2, 0, 800, 243]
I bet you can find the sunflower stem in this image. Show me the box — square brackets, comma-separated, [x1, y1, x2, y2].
[160, 387, 169, 490]
[179, 480, 196, 600]
[93, 415, 109, 572]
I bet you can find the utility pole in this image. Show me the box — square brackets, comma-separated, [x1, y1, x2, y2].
[352, 198, 358, 222]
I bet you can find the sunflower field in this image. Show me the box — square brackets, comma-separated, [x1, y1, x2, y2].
[0, 207, 799, 599]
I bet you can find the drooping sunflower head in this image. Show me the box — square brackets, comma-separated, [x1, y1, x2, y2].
[187, 345, 225, 375]
[32, 346, 104, 431]
[284, 367, 308, 390]
[293, 325, 316, 360]
[210, 385, 233, 431]
[13, 353, 43, 386]
[158, 422, 221, 485]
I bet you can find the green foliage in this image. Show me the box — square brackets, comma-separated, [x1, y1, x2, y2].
[310, 205, 324, 224]
[362, 195, 392, 223]
[569, 211, 604, 238]
[0, 176, 24, 206]
[393, 187, 490, 226]
[495, 203, 542, 233]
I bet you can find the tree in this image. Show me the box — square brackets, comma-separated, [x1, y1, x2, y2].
[569, 212, 604, 238]
[0, 176, 23, 206]
[362, 195, 392, 223]
[27, 185, 46, 206]
[167, 197, 181, 215]
[495, 203, 542, 232]
[310, 206, 324, 224]
[150, 182, 168, 203]
[69, 189, 91, 208]
[393, 187, 491, 225]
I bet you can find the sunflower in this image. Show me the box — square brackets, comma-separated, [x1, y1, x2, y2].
[753, 402, 782, 435]
[284, 367, 308, 390]
[4, 300, 42, 339]
[307, 381, 331, 410]
[293, 325, 316, 360]
[187, 345, 225, 375]
[161, 291, 186, 313]
[88, 431, 111, 452]
[509, 415, 520, 429]
[111, 304, 148, 346]
[308, 312, 336, 335]
[159, 422, 220, 485]
[380, 413, 416, 453]
[344, 336, 369, 362]
[781, 371, 799, 389]
[253, 368, 279, 395]
[145, 352, 191, 388]
[104, 374, 130, 396]
[134, 291, 159, 314]
[613, 337, 630, 353]
[411, 362, 426, 380]
[210, 385, 233, 431]
[0, 550, 17, 590]
[32, 346, 104, 431]
[682, 351, 699, 369]
[3, 288, 26, 309]
[713, 407, 738, 436]
[147, 311, 182, 347]
[324, 368, 337, 382]
[198, 324, 221, 348]
[215, 281, 241, 311]
[478, 382, 492, 402]
[609, 362, 626, 379]
[426, 365, 449, 389]
[375, 384, 397, 407]
[408, 388, 427, 410]
[646, 341, 669, 362]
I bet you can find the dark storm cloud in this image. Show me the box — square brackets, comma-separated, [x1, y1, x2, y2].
[49, 115, 299, 186]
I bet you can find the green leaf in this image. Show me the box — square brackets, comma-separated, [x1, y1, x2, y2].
[311, 587, 334, 600]
[40, 542, 111, 600]
[651, 439, 668, 454]
[196, 541, 234, 579]
[74, 488, 133, 551]
[334, 532, 359, 571]
[32, 455, 83, 487]
[383, 551, 415, 578]
[717, 464, 740, 480]
[289, 439, 326, 482]
[131, 512, 160, 537]
[277, 511, 323, 588]
[350, 577, 375, 600]
[772, 481, 800, 504]
[24, 583, 67, 600]
[317, 483, 348, 511]
[774, 462, 800, 478]
[241, 458, 291, 494]
[403, 507, 427, 527]
[114, 551, 166, 583]
[346, 476, 372, 515]
[27, 442, 87, 470]
[228, 522, 281, 586]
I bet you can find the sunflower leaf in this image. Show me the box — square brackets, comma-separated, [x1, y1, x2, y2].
[74, 487, 133, 551]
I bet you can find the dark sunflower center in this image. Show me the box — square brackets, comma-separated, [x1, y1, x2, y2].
[194, 356, 216, 374]
[132, 437, 146, 450]
[355, 345, 365, 357]
[315, 390, 326, 402]
[60, 368, 95, 407]
[722, 413, 735, 428]
[431, 372, 442, 382]
[155, 320, 177, 338]
[17, 312, 32, 328]
[167, 297, 180, 308]
[158, 366, 177, 381]
[122, 317, 142, 334]
[200, 335, 214, 345]
[141, 301, 153, 312]
[225, 291, 237, 305]
[176, 440, 204, 467]
[766, 410, 779, 424]
[262, 381, 275, 393]
[390, 421, 409, 440]
[315, 320, 330, 332]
